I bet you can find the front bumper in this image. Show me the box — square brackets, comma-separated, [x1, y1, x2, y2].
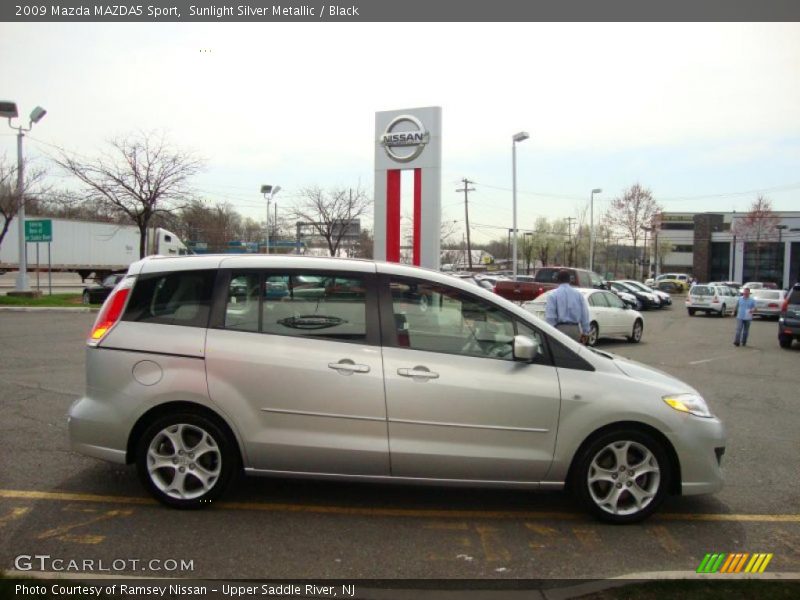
[667, 415, 726, 496]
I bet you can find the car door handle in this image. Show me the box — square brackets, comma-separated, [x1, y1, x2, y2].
[397, 366, 440, 380]
[328, 360, 370, 375]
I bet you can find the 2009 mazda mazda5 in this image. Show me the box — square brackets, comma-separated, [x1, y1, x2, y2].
[69, 255, 725, 523]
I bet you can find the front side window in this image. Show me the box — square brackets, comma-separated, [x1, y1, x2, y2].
[390, 278, 545, 361]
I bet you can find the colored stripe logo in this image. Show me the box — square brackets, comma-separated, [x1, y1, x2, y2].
[697, 553, 773, 573]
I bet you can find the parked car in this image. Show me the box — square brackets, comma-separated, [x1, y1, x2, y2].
[778, 283, 800, 349]
[686, 284, 737, 317]
[751, 289, 786, 320]
[650, 273, 690, 293]
[709, 281, 741, 293]
[620, 280, 672, 307]
[69, 256, 726, 523]
[608, 281, 661, 310]
[523, 287, 645, 346]
[81, 273, 125, 305]
[742, 282, 765, 292]
[494, 267, 607, 303]
[610, 288, 639, 309]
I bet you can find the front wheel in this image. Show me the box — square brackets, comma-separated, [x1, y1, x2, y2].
[572, 429, 671, 524]
[719, 304, 727, 317]
[628, 319, 643, 343]
[135, 412, 239, 508]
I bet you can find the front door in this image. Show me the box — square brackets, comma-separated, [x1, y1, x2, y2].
[380, 275, 561, 482]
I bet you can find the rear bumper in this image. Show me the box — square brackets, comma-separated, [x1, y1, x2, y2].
[67, 396, 131, 464]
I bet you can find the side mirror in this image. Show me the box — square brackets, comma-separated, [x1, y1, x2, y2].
[513, 335, 540, 362]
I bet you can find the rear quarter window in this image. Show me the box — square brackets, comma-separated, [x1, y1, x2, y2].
[123, 270, 216, 328]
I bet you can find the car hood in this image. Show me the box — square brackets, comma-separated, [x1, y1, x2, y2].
[587, 348, 698, 394]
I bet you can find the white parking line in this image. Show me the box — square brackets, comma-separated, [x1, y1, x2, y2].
[688, 354, 739, 365]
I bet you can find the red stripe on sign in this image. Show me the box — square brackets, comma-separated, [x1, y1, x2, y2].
[413, 168, 422, 266]
[386, 170, 401, 262]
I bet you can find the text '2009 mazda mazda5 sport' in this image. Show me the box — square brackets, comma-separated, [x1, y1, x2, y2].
[68, 255, 726, 523]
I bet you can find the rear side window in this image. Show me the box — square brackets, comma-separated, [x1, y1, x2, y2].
[123, 270, 216, 328]
[220, 271, 368, 343]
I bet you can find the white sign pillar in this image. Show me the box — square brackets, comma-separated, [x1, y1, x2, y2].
[374, 107, 442, 269]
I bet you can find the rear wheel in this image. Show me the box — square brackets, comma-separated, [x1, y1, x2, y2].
[687, 308, 696, 316]
[778, 335, 793, 349]
[719, 304, 727, 317]
[572, 429, 670, 524]
[628, 319, 643, 343]
[136, 412, 239, 508]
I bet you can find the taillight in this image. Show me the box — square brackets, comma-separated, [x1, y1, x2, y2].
[768, 303, 779, 308]
[713, 296, 719, 303]
[88, 277, 135, 346]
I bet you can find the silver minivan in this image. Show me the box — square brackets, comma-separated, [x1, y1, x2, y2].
[68, 255, 726, 523]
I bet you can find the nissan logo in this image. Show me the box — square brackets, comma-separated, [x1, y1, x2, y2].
[380, 115, 429, 163]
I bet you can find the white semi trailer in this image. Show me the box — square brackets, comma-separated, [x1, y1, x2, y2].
[0, 218, 189, 281]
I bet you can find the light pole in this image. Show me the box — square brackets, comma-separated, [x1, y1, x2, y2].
[511, 131, 529, 279]
[641, 225, 653, 281]
[589, 188, 602, 273]
[260, 184, 280, 254]
[2, 101, 47, 293]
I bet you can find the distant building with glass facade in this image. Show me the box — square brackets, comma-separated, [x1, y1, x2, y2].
[653, 211, 800, 288]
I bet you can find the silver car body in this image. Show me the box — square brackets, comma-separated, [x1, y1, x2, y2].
[686, 284, 737, 316]
[68, 256, 725, 507]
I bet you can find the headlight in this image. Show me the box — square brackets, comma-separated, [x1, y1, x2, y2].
[663, 393, 713, 418]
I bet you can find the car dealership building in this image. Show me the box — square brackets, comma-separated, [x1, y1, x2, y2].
[655, 211, 800, 287]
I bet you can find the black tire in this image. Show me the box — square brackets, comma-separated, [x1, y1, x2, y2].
[135, 412, 239, 509]
[719, 304, 726, 318]
[572, 428, 671, 524]
[628, 319, 643, 343]
[587, 322, 599, 347]
[688, 308, 696, 316]
[778, 335, 793, 349]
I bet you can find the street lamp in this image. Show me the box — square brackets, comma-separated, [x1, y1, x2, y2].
[589, 188, 602, 273]
[511, 131, 529, 280]
[641, 225, 653, 281]
[3, 101, 47, 293]
[260, 184, 281, 254]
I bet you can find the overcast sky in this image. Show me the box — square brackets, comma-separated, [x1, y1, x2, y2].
[2, 22, 799, 245]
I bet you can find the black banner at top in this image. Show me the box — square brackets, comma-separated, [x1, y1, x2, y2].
[3, 0, 800, 22]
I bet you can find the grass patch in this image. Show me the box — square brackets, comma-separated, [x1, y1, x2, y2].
[578, 580, 800, 599]
[0, 293, 94, 307]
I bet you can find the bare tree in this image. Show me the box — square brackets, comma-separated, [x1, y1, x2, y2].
[0, 155, 48, 251]
[605, 183, 661, 279]
[55, 132, 205, 258]
[291, 185, 372, 256]
[733, 195, 780, 280]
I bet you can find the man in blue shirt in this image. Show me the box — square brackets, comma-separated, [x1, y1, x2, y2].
[733, 287, 757, 347]
[544, 269, 592, 344]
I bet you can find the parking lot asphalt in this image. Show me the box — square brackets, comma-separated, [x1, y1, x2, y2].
[0, 307, 798, 581]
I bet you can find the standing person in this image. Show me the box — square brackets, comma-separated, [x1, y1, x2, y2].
[544, 269, 592, 344]
[733, 287, 757, 347]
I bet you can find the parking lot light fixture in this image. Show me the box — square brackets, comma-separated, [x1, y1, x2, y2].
[512, 131, 529, 280]
[5, 101, 47, 292]
[261, 185, 281, 254]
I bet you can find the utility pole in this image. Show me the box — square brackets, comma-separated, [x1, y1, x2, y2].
[456, 178, 476, 270]
[564, 217, 576, 267]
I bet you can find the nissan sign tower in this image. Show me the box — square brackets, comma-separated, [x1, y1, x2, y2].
[374, 107, 442, 269]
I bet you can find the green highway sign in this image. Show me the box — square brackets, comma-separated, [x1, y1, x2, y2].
[25, 219, 53, 242]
